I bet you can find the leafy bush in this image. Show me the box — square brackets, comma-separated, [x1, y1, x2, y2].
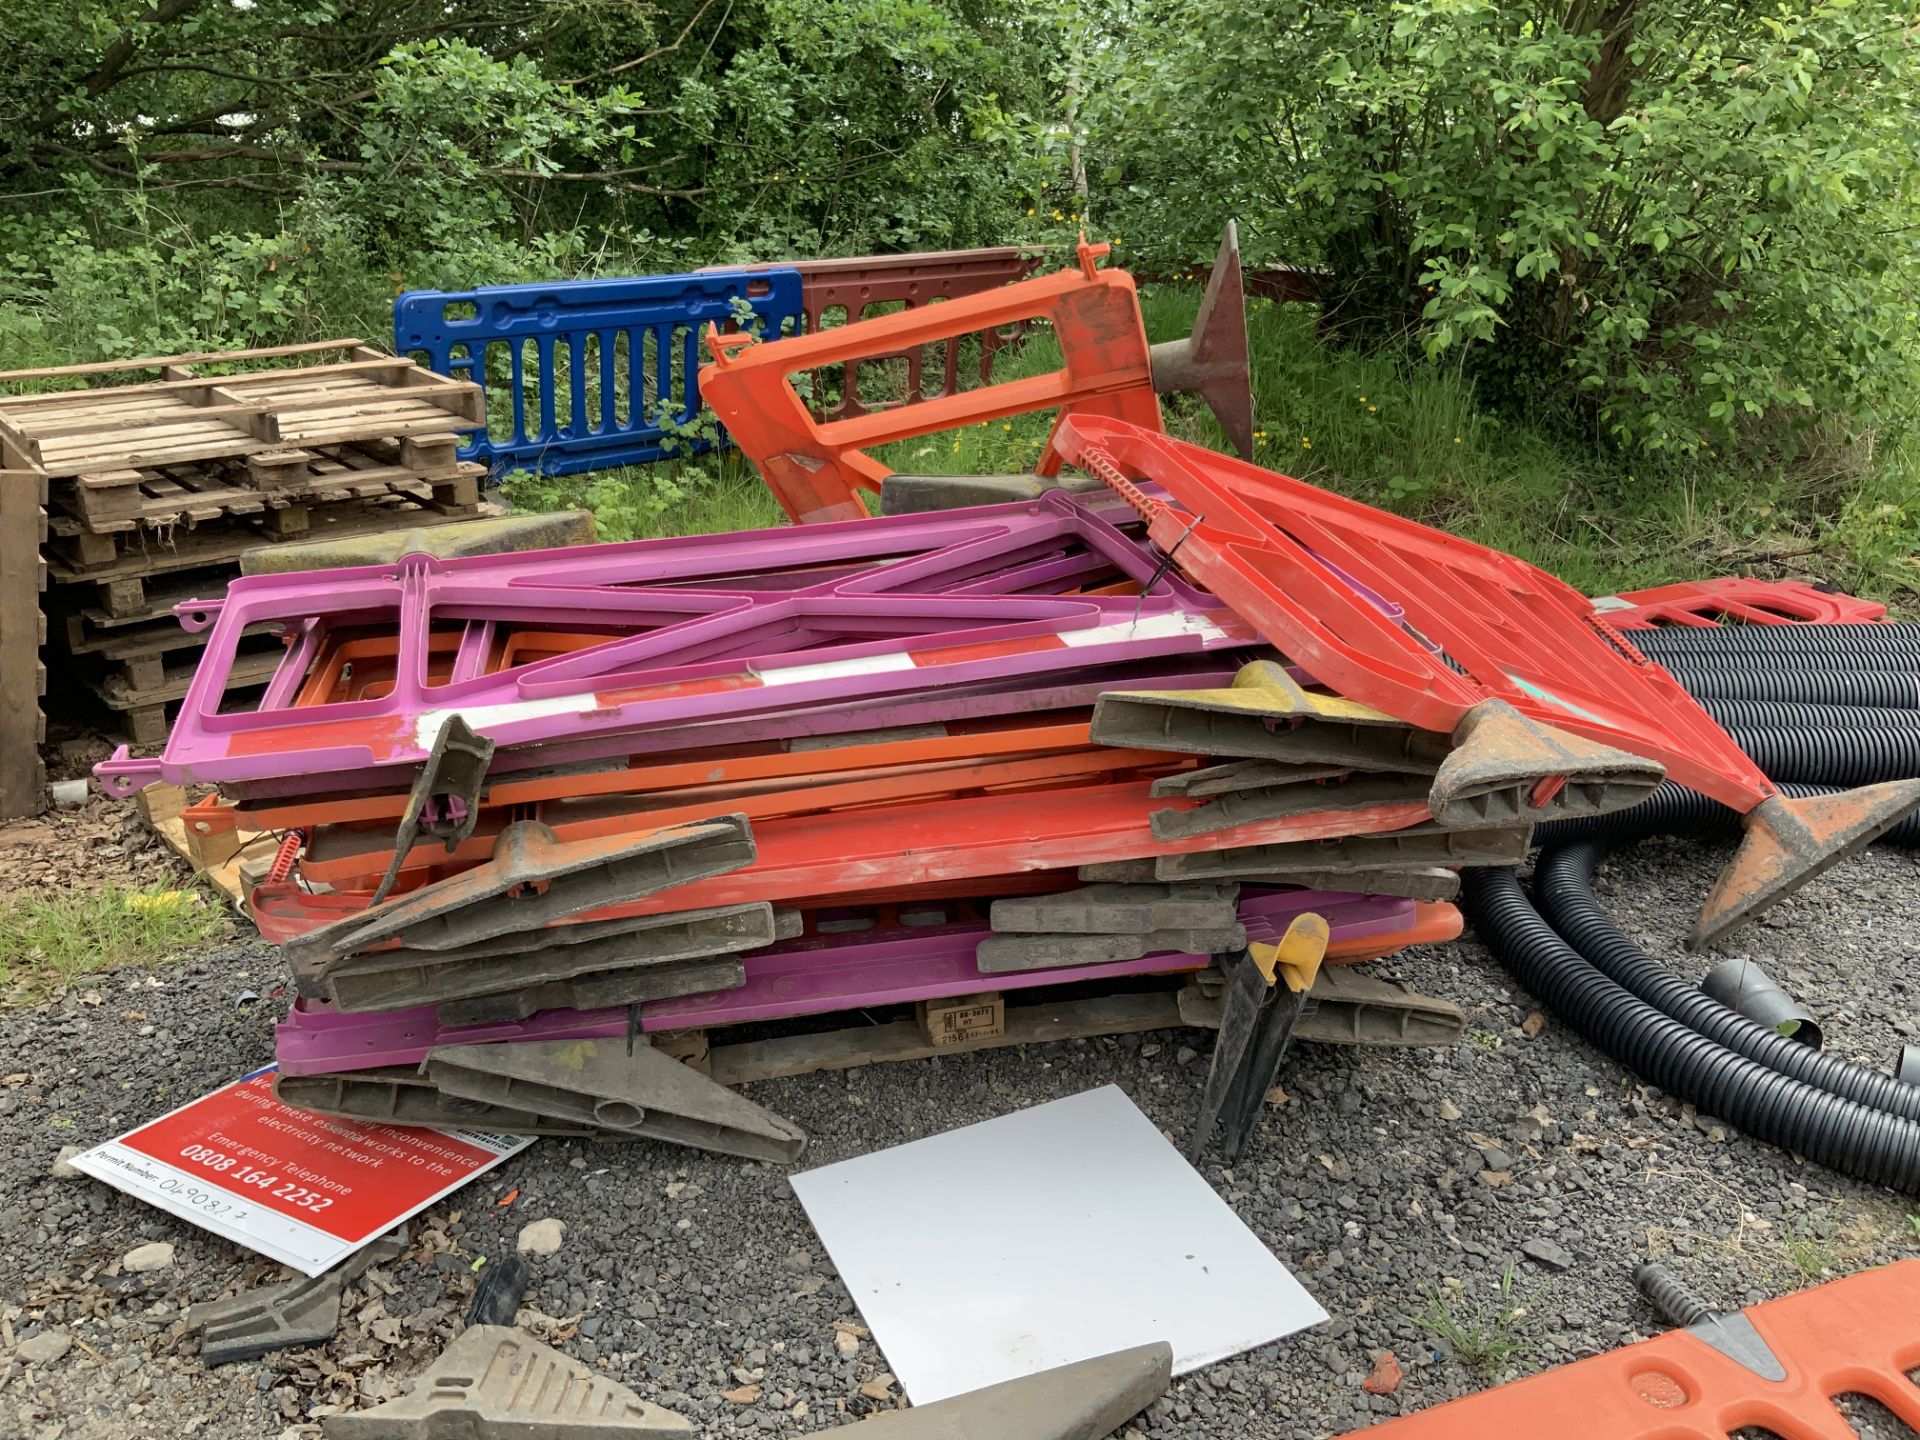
[1087, 0, 1920, 456]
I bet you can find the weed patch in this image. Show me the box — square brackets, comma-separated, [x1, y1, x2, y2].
[1408, 1264, 1541, 1380]
[0, 886, 231, 997]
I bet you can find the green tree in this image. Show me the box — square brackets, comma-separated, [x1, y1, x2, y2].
[1085, 0, 1920, 455]
[0, 0, 1060, 357]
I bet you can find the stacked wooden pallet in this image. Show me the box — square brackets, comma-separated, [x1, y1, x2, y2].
[0, 339, 490, 771]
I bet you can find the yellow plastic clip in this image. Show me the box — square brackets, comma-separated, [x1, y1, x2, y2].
[1248, 912, 1330, 994]
[1107, 660, 1402, 728]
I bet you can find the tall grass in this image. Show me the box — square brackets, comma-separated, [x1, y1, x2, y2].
[0, 886, 232, 997]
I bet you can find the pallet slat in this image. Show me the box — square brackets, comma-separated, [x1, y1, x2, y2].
[0, 348, 479, 478]
[44, 490, 488, 578]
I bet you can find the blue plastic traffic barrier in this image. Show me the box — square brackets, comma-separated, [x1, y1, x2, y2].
[394, 269, 805, 476]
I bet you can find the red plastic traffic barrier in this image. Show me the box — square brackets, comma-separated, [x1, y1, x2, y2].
[700, 240, 1164, 524]
[1337, 1260, 1920, 1440]
[1595, 577, 1888, 630]
[1053, 416, 1920, 946]
[248, 782, 1437, 943]
[721, 246, 1047, 422]
[1051, 415, 1775, 811]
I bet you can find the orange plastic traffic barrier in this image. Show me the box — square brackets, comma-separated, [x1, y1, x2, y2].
[216, 717, 1110, 836]
[1595, 576, 1889, 630]
[249, 781, 1438, 944]
[295, 743, 1184, 889]
[1338, 1259, 1920, 1440]
[700, 240, 1164, 524]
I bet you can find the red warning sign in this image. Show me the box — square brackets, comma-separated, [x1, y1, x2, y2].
[74, 1068, 529, 1275]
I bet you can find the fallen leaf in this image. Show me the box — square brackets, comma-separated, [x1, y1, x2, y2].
[723, 1384, 762, 1405]
[1437, 1097, 1463, 1122]
[1477, 1169, 1512, 1188]
[1521, 1011, 1547, 1038]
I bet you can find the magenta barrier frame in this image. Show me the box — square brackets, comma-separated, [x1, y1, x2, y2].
[273, 888, 1413, 1075]
[98, 489, 1253, 797]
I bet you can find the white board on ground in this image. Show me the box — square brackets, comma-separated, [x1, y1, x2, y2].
[72, 1067, 531, 1276]
[789, 1084, 1326, 1404]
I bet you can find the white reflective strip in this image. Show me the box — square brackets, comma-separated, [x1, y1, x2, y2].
[1059, 612, 1230, 646]
[761, 651, 919, 686]
[414, 696, 596, 751]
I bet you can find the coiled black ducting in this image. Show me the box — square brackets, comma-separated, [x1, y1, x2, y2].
[1659, 669, 1920, 708]
[1465, 867, 1920, 1192]
[1704, 699, 1920, 732]
[1465, 621, 1920, 1193]
[1630, 622, 1920, 659]
[1533, 843, 1920, 1122]
[1723, 727, 1920, 786]
[1537, 779, 1920, 848]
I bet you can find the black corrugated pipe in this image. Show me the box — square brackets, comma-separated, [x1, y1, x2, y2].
[1533, 843, 1920, 1121]
[1722, 727, 1920, 786]
[1629, 622, 1920, 658]
[1462, 625, 1920, 1192]
[1536, 780, 1920, 848]
[1657, 669, 1920, 708]
[1465, 866, 1920, 1193]
[1704, 699, 1920, 731]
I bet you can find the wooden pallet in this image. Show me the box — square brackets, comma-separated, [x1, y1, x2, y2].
[90, 629, 284, 708]
[51, 443, 474, 529]
[140, 782, 278, 905]
[52, 461, 268, 529]
[58, 563, 234, 627]
[54, 603, 225, 658]
[699, 968, 1464, 1087]
[46, 472, 483, 568]
[0, 343, 481, 478]
[54, 600, 284, 670]
[0, 468, 47, 819]
[246, 435, 465, 494]
[90, 651, 283, 746]
[43, 491, 490, 583]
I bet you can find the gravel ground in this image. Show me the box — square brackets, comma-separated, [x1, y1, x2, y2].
[2, 834, 1918, 1440]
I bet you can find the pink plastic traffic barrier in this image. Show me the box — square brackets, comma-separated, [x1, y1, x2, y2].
[273, 889, 1414, 1075]
[97, 490, 1256, 797]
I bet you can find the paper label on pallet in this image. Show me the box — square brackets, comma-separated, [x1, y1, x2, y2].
[72, 1067, 531, 1276]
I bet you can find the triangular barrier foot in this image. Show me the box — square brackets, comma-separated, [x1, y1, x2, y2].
[1690, 780, 1920, 948]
